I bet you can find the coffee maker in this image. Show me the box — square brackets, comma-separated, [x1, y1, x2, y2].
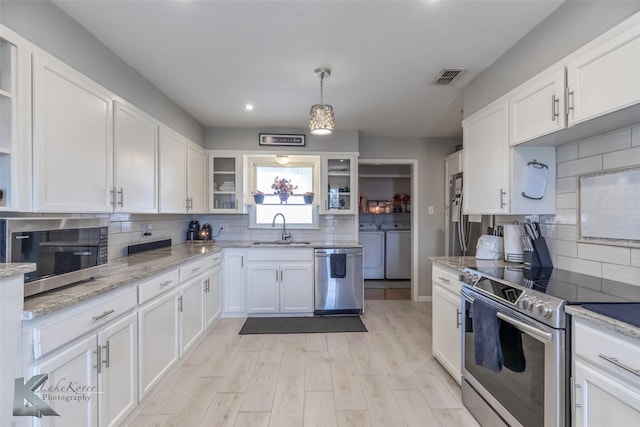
[200, 223, 213, 241]
[187, 220, 200, 241]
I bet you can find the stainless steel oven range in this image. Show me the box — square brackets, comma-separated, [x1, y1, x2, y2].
[1, 218, 109, 296]
[459, 266, 640, 427]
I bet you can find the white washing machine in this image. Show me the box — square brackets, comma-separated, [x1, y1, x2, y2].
[381, 222, 411, 279]
[358, 223, 385, 279]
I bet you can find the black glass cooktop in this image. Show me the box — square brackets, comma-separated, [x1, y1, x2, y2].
[472, 266, 640, 305]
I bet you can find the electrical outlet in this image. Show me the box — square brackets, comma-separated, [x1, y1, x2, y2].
[143, 223, 152, 236]
[428, 206, 434, 214]
[220, 223, 228, 231]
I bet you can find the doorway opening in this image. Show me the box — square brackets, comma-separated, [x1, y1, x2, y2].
[358, 159, 418, 301]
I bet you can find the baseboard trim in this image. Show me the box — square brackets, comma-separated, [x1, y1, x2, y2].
[417, 296, 432, 302]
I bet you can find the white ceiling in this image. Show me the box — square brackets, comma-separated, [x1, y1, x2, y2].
[53, 0, 564, 138]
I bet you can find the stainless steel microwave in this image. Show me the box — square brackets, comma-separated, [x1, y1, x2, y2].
[1, 218, 109, 296]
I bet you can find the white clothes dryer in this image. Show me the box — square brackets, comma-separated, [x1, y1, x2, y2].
[359, 223, 385, 279]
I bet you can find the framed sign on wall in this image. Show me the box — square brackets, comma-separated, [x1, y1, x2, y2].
[259, 133, 305, 146]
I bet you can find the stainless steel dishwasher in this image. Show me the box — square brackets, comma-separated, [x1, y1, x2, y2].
[314, 248, 364, 315]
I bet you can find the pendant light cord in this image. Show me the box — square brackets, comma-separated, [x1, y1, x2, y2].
[320, 72, 324, 104]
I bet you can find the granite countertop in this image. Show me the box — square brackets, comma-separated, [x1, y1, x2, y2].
[0, 263, 36, 277]
[22, 240, 362, 319]
[23, 244, 221, 319]
[429, 256, 520, 271]
[214, 240, 362, 248]
[567, 305, 640, 340]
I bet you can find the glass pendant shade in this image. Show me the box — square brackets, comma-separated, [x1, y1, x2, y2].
[309, 103, 335, 135]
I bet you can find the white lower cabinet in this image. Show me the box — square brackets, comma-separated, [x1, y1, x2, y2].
[32, 311, 137, 427]
[33, 335, 97, 427]
[431, 264, 462, 384]
[203, 256, 222, 328]
[222, 249, 247, 316]
[96, 312, 137, 427]
[137, 288, 179, 401]
[572, 317, 640, 427]
[245, 249, 314, 315]
[178, 276, 205, 357]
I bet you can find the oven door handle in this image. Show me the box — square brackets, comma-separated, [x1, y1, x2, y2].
[496, 312, 553, 343]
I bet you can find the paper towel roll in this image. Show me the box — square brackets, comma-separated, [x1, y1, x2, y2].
[504, 224, 524, 262]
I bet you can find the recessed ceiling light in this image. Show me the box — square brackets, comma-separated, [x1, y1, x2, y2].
[244, 104, 254, 111]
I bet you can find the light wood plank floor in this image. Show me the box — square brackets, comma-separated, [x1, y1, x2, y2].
[125, 301, 480, 427]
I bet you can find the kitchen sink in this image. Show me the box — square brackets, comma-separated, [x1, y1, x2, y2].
[252, 240, 311, 246]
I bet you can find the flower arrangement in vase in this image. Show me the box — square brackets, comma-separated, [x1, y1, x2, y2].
[271, 176, 297, 204]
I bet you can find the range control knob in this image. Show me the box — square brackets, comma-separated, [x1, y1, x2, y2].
[535, 301, 553, 319]
[519, 296, 534, 311]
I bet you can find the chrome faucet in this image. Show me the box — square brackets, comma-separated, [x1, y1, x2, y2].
[271, 213, 291, 241]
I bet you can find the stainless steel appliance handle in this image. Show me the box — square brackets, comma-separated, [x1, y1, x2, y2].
[598, 354, 640, 377]
[73, 251, 93, 256]
[315, 253, 362, 258]
[15, 235, 30, 240]
[461, 289, 552, 342]
[496, 312, 552, 343]
[460, 288, 476, 302]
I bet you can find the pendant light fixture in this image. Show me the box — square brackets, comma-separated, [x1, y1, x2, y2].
[309, 68, 335, 135]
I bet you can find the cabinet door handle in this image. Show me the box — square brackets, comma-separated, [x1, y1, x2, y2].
[566, 87, 575, 116]
[110, 187, 116, 207]
[178, 296, 183, 313]
[598, 354, 640, 377]
[241, 256, 244, 268]
[280, 270, 283, 282]
[571, 377, 582, 414]
[438, 277, 450, 283]
[276, 270, 279, 282]
[551, 94, 559, 121]
[499, 188, 507, 209]
[103, 342, 110, 369]
[95, 344, 102, 374]
[92, 309, 115, 322]
[456, 308, 461, 329]
[117, 187, 124, 207]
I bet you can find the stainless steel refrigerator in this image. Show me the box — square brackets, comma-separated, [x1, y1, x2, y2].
[448, 172, 483, 256]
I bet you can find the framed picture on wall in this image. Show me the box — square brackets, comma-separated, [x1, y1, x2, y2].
[259, 133, 305, 146]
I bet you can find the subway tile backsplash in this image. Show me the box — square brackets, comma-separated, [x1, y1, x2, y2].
[492, 124, 640, 286]
[495, 123, 640, 286]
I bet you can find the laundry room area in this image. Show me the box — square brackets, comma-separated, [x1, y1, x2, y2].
[358, 163, 412, 300]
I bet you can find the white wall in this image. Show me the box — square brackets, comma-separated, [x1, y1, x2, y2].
[0, 0, 204, 144]
[463, 1, 640, 117]
[206, 127, 359, 152]
[359, 136, 460, 297]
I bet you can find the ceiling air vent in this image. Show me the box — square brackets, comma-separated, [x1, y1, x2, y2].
[432, 68, 468, 86]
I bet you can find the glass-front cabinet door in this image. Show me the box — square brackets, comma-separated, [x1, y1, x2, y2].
[209, 151, 243, 213]
[321, 154, 357, 214]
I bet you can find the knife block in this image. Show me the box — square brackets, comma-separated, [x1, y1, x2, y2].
[524, 237, 553, 270]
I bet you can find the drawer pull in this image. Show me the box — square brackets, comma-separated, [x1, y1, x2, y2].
[159, 280, 173, 287]
[598, 354, 640, 377]
[191, 267, 200, 273]
[92, 309, 115, 322]
[438, 276, 450, 283]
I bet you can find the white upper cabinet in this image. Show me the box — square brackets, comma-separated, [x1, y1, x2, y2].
[158, 126, 188, 213]
[463, 98, 556, 215]
[321, 153, 357, 214]
[186, 142, 207, 213]
[463, 98, 510, 215]
[509, 67, 566, 145]
[113, 101, 158, 213]
[158, 127, 207, 214]
[567, 15, 640, 127]
[209, 151, 243, 213]
[33, 53, 113, 212]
